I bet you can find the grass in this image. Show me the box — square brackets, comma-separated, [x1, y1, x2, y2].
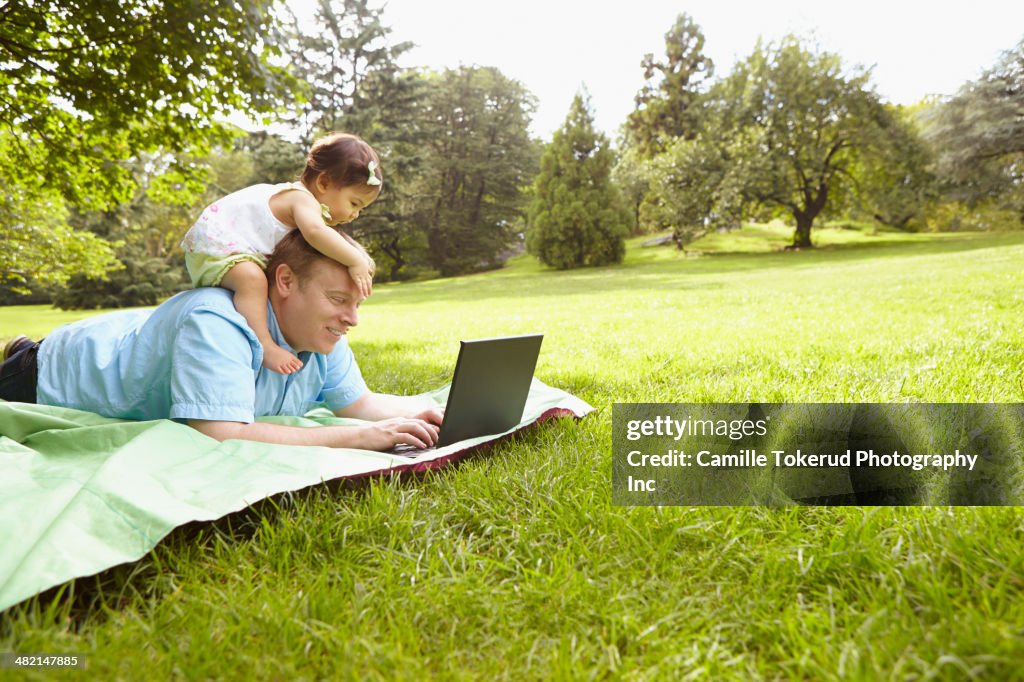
[3, 225, 1024, 679]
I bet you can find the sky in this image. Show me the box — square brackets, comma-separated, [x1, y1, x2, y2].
[284, 0, 1024, 140]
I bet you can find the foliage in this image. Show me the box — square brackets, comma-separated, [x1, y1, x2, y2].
[842, 105, 937, 230]
[610, 146, 649, 234]
[625, 14, 713, 158]
[414, 67, 539, 277]
[345, 66, 431, 281]
[646, 37, 896, 248]
[725, 38, 895, 247]
[925, 38, 1024, 174]
[0, 167, 122, 294]
[53, 246, 186, 310]
[47, 152, 216, 309]
[527, 93, 631, 268]
[923, 39, 1024, 222]
[0, 0, 295, 295]
[233, 132, 306, 186]
[640, 131, 749, 249]
[0, 0, 295, 208]
[923, 200, 1023, 233]
[286, 0, 413, 142]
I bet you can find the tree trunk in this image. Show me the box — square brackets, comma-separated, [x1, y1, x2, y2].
[793, 213, 813, 248]
[791, 182, 828, 248]
[379, 236, 405, 281]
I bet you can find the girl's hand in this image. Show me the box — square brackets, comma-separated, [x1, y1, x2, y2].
[348, 260, 373, 297]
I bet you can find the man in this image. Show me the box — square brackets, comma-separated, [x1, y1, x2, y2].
[0, 231, 442, 451]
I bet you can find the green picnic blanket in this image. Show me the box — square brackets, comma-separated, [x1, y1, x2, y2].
[0, 379, 593, 612]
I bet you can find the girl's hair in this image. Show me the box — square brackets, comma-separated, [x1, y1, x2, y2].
[300, 132, 382, 190]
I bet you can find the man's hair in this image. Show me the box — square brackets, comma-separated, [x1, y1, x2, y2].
[265, 230, 375, 286]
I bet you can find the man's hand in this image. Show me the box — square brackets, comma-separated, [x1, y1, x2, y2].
[409, 407, 445, 427]
[354, 416, 440, 450]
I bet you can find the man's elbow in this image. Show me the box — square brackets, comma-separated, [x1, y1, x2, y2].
[333, 392, 375, 419]
[188, 419, 245, 441]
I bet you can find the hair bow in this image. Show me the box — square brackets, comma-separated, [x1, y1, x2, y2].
[367, 160, 382, 186]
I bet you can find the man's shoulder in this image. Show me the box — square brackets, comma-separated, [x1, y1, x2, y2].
[162, 290, 261, 370]
[162, 287, 243, 318]
[149, 289, 255, 344]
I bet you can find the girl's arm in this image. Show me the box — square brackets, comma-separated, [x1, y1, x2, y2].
[291, 195, 373, 296]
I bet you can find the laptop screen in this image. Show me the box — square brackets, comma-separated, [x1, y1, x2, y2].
[436, 334, 544, 447]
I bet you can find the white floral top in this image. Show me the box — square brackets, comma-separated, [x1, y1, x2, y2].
[180, 182, 315, 258]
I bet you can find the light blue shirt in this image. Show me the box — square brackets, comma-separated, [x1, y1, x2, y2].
[36, 288, 367, 422]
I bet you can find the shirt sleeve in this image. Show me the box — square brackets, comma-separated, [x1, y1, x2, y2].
[318, 337, 368, 411]
[169, 308, 260, 422]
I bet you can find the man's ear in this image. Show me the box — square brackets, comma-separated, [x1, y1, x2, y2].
[272, 263, 297, 298]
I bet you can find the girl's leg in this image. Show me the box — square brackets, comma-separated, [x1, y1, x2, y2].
[220, 262, 303, 374]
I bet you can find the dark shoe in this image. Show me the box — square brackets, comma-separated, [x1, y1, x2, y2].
[3, 335, 32, 362]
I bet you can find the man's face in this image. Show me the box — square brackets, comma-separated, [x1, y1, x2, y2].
[274, 258, 364, 354]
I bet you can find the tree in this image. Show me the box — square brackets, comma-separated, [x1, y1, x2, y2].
[611, 146, 649, 234]
[625, 14, 713, 158]
[0, 0, 294, 208]
[923, 39, 1024, 221]
[286, 0, 413, 142]
[641, 130, 749, 249]
[0, 0, 294, 289]
[237, 132, 307, 186]
[926, 39, 1024, 173]
[844, 105, 936, 230]
[527, 93, 632, 268]
[412, 66, 539, 277]
[343, 66, 431, 280]
[49, 150, 210, 308]
[649, 37, 894, 248]
[0, 172, 122, 294]
[284, 0, 428, 279]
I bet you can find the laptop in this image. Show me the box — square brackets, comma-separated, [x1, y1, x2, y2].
[393, 334, 544, 454]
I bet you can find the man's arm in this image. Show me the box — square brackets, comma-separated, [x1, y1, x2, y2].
[188, 416, 439, 450]
[335, 391, 444, 424]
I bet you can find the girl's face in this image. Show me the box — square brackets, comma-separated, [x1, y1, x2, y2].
[317, 176, 379, 226]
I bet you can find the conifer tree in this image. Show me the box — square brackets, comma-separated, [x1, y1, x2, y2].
[625, 14, 714, 158]
[284, 0, 426, 280]
[527, 93, 631, 269]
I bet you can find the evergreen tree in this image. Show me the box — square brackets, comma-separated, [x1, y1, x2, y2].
[413, 67, 539, 277]
[284, 0, 427, 280]
[625, 14, 714, 158]
[236, 132, 306, 186]
[527, 93, 631, 269]
[286, 0, 413, 142]
[924, 39, 1024, 220]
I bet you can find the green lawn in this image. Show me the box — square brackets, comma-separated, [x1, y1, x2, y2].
[3, 228, 1024, 679]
